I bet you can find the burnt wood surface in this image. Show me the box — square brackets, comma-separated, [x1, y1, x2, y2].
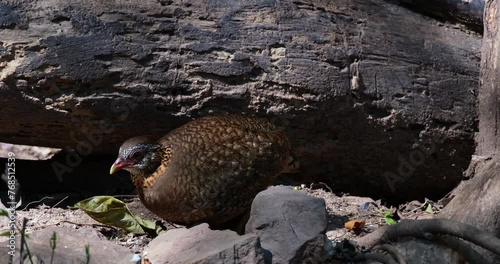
[0, 0, 481, 200]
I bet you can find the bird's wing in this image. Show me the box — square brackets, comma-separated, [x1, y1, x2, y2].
[159, 115, 290, 180]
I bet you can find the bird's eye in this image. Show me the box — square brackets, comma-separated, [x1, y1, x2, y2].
[129, 150, 144, 160]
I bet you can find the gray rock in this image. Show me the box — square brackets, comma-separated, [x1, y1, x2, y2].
[145, 223, 267, 264]
[0, 227, 133, 264]
[245, 186, 331, 264]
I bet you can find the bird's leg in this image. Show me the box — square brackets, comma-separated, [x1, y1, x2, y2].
[280, 155, 300, 174]
[209, 208, 251, 235]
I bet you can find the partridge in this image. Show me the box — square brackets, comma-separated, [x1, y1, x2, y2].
[110, 114, 290, 226]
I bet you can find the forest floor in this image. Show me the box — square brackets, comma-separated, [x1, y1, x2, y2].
[0, 143, 442, 257]
[0, 185, 440, 253]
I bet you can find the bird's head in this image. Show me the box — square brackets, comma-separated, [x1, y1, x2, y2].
[110, 137, 163, 177]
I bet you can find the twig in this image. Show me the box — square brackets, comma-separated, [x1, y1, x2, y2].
[21, 196, 54, 211]
[112, 195, 138, 199]
[407, 202, 427, 214]
[22, 220, 118, 231]
[51, 196, 69, 208]
[310, 182, 333, 192]
[60, 220, 118, 230]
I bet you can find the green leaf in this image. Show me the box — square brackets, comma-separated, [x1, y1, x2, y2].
[425, 204, 434, 214]
[385, 217, 397, 225]
[0, 230, 12, 237]
[50, 232, 57, 250]
[84, 244, 90, 264]
[71, 196, 164, 236]
[375, 209, 393, 218]
[0, 209, 9, 217]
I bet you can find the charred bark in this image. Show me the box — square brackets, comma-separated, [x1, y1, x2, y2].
[0, 0, 480, 200]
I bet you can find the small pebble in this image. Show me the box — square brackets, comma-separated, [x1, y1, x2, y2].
[130, 253, 141, 262]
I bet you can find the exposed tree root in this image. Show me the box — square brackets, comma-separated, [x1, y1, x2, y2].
[352, 252, 399, 264]
[355, 219, 500, 257]
[373, 244, 407, 264]
[436, 236, 491, 264]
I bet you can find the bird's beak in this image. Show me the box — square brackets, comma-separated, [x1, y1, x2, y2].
[110, 158, 129, 175]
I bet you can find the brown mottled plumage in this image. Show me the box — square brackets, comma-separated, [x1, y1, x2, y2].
[110, 115, 290, 226]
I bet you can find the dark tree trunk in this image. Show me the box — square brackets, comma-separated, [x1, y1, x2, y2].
[439, 1, 500, 263]
[397, 0, 484, 33]
[358, 1, 500, 263]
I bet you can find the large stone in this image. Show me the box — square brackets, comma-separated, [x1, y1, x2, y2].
[245, 186, 331, 264]
[0, 227, 133, 264]
[145, 223, 267, 264]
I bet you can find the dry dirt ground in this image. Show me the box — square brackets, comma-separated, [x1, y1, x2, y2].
[0, 185, 441, 254]
[0, 143, 442, 255]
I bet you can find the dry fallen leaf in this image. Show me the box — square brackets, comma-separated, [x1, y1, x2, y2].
[344, 219, 366, 230]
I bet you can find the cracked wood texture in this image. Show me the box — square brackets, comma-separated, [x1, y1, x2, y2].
[0, 0, 481, 200]
[439, 1, 500, 263]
